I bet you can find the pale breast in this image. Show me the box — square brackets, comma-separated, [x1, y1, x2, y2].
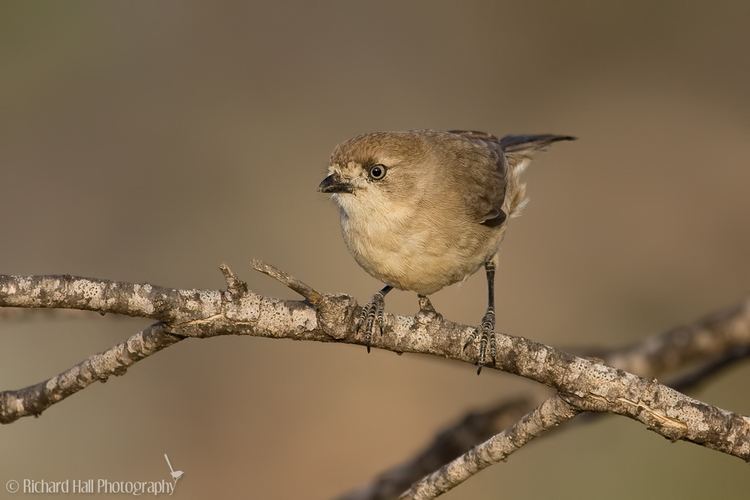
[339, 206, 504, 295]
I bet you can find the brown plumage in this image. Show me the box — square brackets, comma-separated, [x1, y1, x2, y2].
[319, 129, 574, 368]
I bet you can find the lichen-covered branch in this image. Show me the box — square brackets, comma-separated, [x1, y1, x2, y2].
[1, 265, 749, 490]
[397, 343, 750, 499]
[0, 324, 183, 423]
[339, 398, 535, 500]
[341, 322, 750, 500]
[402, 396, 579, 499]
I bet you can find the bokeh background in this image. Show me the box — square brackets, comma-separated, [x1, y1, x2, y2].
[1, 1, 749, 499]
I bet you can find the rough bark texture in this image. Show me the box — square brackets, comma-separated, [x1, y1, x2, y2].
[341, 332, 750, 500]
[1, 265, 749, 498]
[0, 324, 182, 422]
[339, 398, 535, 500]
[401, 396, 579, 499]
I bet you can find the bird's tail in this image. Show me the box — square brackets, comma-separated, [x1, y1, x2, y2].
[501, 134, 575, 217]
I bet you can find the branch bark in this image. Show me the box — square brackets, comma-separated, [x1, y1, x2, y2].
[341, 322, 750, 500]
[339, 398, 535, 500]
[398, 343, 750, 499]
[1, 264, 749, 497]
[1, 324, 182, 422]
[402, 396, 579, 499]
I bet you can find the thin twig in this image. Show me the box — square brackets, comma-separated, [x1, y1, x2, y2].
[250, 258, 324, 306]
[401, 396, 579, 499]
[338, 398, 534, 500]
[0, 323, 182, 424]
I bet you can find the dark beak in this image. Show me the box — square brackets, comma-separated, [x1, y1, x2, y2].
[318, 174, 354, 194]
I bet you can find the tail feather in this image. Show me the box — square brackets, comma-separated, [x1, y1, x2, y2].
[501, 134, 575, 217]
[500, 134, 576, 153]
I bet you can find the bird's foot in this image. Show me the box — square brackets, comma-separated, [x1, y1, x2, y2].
[462, 308, 497, 374]
[356, 291, 387, 352]
[417, 295, 442, 322]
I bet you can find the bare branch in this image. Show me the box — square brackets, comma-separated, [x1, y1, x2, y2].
[342, 317, 750, 500]
[401, 396, 579, 499]
[250, 258, 324, 306]
[0, 323, 182, 424]
[601, 301, 750, 378]
[339, 398, 534, 500]
[669, 345, 750, 392]
[0, 267, 749, 471]
[394, 341, 750, 499]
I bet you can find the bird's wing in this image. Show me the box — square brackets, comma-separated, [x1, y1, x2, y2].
[446, 131, 575, 224]
[446, 130, 508, 227]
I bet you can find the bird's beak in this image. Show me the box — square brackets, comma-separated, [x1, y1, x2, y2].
[318, 174, 354, 194]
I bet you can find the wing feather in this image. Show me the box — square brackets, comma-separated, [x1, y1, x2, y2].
[446, 130, 507, 226]
[446, 130, 575, 224]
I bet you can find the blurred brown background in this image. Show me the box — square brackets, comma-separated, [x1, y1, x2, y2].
[1, 1, 748, 499]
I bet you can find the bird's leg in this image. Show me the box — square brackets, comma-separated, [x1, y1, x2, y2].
[356, 285, 393, 352]
[463, 260, 497, 374]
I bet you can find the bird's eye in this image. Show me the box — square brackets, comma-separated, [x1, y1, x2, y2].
[368, 164, 387, 180]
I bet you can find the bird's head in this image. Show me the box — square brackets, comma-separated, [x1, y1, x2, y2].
[318, 131, 431, 216]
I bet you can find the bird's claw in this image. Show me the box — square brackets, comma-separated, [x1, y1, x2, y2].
[463, 308, 497, 374]
[356, 291, 387, 352]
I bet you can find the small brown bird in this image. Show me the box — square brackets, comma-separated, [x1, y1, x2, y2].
[319, 130, 573, 370]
